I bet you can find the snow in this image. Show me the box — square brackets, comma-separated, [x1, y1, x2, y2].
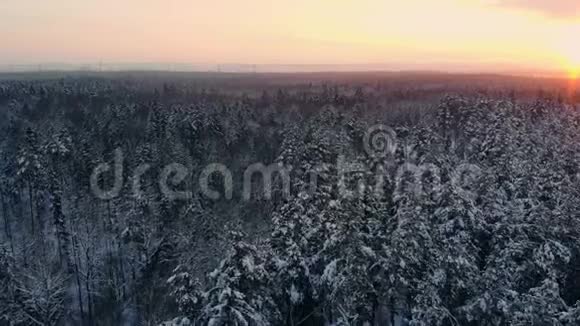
[289, 283, 303, 304]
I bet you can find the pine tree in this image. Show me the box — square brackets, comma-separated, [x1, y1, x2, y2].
[16, 127, 44, 235]
[199, 232, 278, 326]
[166, 264, 203, 320]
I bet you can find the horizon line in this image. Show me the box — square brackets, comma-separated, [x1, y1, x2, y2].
[0, 62, 569, 79]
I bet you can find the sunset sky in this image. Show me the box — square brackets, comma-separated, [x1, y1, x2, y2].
[1, 0, 579, 74]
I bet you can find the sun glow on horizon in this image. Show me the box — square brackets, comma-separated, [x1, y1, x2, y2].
[565, 53, 580, 80]
[564, 45, 579, 93]
[555, 25, 580, 80]
[571, 67, 579, 80]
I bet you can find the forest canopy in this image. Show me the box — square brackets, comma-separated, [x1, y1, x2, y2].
[0, 72, 580, 325]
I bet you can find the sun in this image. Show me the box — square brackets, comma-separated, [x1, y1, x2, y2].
[567, 53, 580, 80]
[565, 35, 580, 79]
[572, 67, 579, 80]
[563, 46, 580, 79]
[555, 25, 580, 79]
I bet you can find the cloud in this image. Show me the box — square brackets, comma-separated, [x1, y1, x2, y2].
[488, 0, 580, 19]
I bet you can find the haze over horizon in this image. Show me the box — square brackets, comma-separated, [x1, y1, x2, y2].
[1, 0, 579, 76]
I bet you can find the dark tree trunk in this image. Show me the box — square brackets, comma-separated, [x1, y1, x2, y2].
[83, 216, 95, 326]
[52, 185, 72, 272]
[72, 232, 86, 325]
[27, 181, 35, 235]
[0, 190, 15, 254]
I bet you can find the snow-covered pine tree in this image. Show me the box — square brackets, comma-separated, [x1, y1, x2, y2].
[198, 231, 278, 326]
[166, 264, 203, 321]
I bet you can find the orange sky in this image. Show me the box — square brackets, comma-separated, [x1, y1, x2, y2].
[1, 0, 579, 73]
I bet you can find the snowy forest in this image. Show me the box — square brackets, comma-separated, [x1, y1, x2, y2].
[1, 72, 580, 326]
